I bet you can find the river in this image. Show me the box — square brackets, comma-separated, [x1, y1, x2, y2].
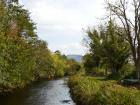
[0, 78, 76, 105]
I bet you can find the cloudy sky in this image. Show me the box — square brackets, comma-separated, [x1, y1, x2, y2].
[19, 0, 105, 55]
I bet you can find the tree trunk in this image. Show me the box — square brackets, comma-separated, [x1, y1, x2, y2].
[136, 57, 140, 82]
[105, 68, 108, 76]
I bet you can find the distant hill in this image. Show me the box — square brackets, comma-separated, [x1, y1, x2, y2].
[67, 55, 83, 62]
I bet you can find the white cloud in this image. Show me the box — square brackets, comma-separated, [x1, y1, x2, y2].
[50, 43, 87, 55]
[20, 0, 105, 55]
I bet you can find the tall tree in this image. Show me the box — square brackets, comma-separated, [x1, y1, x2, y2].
[106, 0, 140, 80]
[6, 0, 18, 3]
[84, 20, 130, 76]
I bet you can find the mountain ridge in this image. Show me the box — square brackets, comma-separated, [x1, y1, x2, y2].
[67, 54, 83, 62]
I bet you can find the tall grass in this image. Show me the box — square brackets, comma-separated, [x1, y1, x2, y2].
[68, 75, 140, 105]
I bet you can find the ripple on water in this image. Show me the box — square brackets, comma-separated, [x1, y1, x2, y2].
[0, 78, 76, 105]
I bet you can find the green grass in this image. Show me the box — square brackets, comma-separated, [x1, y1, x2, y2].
[68, 75, 140, 105]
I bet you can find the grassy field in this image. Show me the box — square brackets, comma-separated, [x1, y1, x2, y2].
[68, 75, 140, 105]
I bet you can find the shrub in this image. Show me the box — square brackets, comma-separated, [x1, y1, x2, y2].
[120, 64, 134, 79]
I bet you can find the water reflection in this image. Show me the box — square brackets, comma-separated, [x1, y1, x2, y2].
[0, 78, 76, 105]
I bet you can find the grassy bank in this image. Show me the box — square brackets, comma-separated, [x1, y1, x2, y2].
[68, 75, 140, 105]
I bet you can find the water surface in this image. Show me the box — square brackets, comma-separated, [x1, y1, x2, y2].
[0, 78, 76, 105]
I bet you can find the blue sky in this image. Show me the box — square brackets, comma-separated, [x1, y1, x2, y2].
[19, 0, 105, 55]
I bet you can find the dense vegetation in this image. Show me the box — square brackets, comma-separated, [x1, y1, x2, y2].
[69, 0, 140, 105]
[1, 0, 140, 105]
[82, 0, 140, 81]
[0, 0, 80, 92]
[69, 75, 140, 105]
[83, 20, 132, 79]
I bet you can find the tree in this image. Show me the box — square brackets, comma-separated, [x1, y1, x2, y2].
[66, 59, 81, 76]
[84, 20, 130, 77]
[52, 52, 68, 78]
[0, 0, 55, 90]
[83, 53, 100, 74]
[6, 0, 18, 4]
[102, 20, 130, 76]
[106, 0, 140, 80]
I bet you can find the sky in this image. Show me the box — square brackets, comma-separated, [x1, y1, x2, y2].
[19, 0, 105, 55]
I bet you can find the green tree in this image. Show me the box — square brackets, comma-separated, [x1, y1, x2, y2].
[52, 52, 68, 78]
[0, 1, 55, 90]
[106, 0, 140, 81]
[66, 59, 81, 76]
[84, 20, 130, 78]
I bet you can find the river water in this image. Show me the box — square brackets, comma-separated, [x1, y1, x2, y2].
[0, 78, 76, 105]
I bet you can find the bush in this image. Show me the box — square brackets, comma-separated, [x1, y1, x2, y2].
[107, 64, 134, 80]
[120, 64, 134, 79]
[65, 60, 81, 76]
[91, 67, 105, 76]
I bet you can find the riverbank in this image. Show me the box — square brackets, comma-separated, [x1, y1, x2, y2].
[0, 76, 64, 95]
[68, 75, 140, 105]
